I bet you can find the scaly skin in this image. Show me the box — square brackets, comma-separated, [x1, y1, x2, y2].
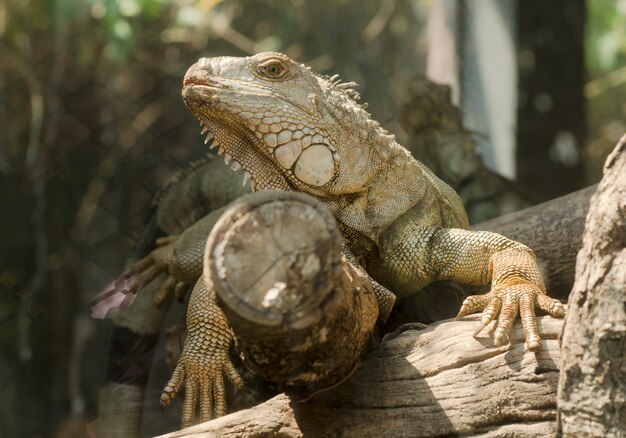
[156, 52, 564, 426]
[160, 277, 244, 428]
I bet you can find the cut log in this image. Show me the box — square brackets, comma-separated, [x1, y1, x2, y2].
[156, 183, 595, 437]
[158, 313, 564, 437]
[557, 135, 626, 436]
[207, 191, 379, 391]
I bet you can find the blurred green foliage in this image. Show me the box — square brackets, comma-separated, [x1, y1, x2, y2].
[585, 0, 626, 180]
[587, 0, 626, 74]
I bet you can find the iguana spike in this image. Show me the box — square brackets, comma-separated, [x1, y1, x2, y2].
[336, 81, 359, 90]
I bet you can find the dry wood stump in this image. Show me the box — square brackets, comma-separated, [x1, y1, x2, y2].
[207, 191, 378, 393]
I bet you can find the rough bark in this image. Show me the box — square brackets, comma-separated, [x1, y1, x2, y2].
[557, 135, 626, 437]
[209, 191, 379, 392]
[158, 314, 564, 438]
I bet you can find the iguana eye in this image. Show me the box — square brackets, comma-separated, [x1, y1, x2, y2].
[257, 59, 288, 79]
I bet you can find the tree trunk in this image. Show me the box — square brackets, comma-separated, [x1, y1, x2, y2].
[157, 314, 564, 438]
[557, 135, 626, 437]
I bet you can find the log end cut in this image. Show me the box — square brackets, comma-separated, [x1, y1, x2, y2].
[207, 191, 378, 390]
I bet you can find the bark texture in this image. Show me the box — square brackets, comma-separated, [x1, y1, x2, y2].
[158, 314, 563, 438]
[557, 135, 626, 437]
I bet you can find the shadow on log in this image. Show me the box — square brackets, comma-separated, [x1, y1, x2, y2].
[158, 314, 563, 437]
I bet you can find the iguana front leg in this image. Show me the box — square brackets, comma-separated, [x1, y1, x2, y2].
[378, 223, 565, 351]
[160, 276, 243, 427]
[119, 205, 245, 426]
[149, 205, 245, 426]
[121, 207, 227, 306]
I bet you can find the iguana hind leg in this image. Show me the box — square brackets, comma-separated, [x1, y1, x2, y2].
[122, 235, 186, 304]
[121, 207, 229, 310]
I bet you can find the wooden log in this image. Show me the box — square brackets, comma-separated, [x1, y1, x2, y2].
[207, 191, 379, 392]
[157, 186, 593, 437]
[158, 313, 564, 437]
[557, 135, 626, 436]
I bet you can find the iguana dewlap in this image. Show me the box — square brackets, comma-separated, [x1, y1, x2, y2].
[146, 52, 564, 427]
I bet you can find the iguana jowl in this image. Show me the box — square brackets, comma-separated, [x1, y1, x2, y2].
[147, 52, 564, 427]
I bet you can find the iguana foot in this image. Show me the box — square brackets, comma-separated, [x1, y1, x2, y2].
[160, 278, 244, 427]
[122, 235, 187, 306]
[456, 283, 564, 352]
[160, 342, 244, 427]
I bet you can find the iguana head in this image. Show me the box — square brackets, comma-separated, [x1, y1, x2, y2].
[182, 52, 396, 196]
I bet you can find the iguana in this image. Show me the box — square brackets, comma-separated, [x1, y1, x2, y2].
[127, 52, 564, 428]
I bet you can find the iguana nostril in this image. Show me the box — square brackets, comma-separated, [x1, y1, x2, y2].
[183, 65, 219, 87]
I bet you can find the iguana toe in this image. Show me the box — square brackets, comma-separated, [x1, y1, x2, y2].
[154, 276, 188, 308]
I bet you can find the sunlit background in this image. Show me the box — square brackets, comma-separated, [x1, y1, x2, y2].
[1, 0, 625, 436]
